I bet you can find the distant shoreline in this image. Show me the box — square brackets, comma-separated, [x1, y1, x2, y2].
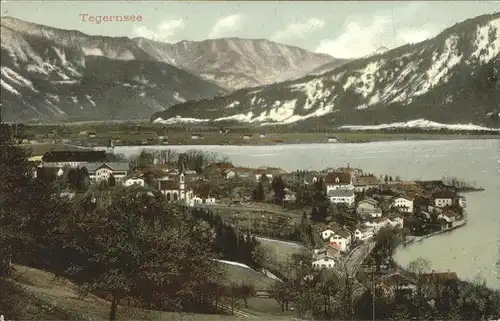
[107, 134, 499, 147]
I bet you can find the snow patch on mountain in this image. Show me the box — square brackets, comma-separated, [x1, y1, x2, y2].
[153, 116, 210, 124]
[471, 18, 500, 64]
[340, 119, 500, 131]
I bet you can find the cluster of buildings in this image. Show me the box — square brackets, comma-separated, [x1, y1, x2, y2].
[29, 150, 215, 206]
[305, 167, 467, 271]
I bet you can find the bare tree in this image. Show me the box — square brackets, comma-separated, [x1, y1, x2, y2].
[408, 257, 432, 320]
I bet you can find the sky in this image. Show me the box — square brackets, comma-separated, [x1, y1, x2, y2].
[1, 1, 499, 59]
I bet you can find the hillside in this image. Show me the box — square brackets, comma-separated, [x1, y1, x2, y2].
[152, 13, 500, 128]
[133, 37, 337, 90]
[0, 17, 224, 122]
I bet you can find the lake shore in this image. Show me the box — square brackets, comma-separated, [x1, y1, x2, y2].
[402, 218, 468, 247]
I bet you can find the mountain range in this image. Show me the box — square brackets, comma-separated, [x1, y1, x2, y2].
[2, 13, 500, 128]
[153, 13, 500, 129]
[0, 16, 336, 122]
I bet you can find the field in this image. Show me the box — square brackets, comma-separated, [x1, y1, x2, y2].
[12, 122, 500, 148]
[7, 264, 292, 320]
[219, 260, 276, 290]
[256, 237, 305, 265]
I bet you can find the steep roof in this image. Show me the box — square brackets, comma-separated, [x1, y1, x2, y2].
[42, 150, 107, 163]
[324, 172, 351, 185]
[159, 180, 178, 190]
[383, 272, 415, 286]
[432, 189, 456, 199]
[327, 189, 355, 197]
[193, 184, 213, 198]
[84, 162, 130, 173]
[423, 271, 458, 283]
[353, 174, 380, 186]
[358, 198, 379, 206]
[206, 162, 234, 170]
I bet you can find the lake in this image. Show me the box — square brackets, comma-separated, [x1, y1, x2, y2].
[113, 139, 500, 289]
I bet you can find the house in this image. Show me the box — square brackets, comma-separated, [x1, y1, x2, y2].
[320, 228, 351, 252]
[230, 167, 254, 179]
[312, 253, 337, 269]
[87, 132, 96, 138]
[283, 188, 297, 203]
[388, 214, 404, 228]
[364, 217, 392, 232]
[432, 189, 456, 208]
[414, 196, 433, 211]
[353, 225, 374, 241]
[222, 169, 236, 179]
[46, 131, 56, 138]
[254, 169, 273, 181]
[391, 196, 414, 214]
[336, 165, 363, 178]
[423, 271, 459, 285]
[324, 171, 353, 192]
[313, 244, 341, 260]
[458, 196, 467, 208]
[205, 162, 234, 172]
[42, 150, 107, 168]
[422, 271, 459, 298]
[191, 134, 203, 140]
[158, 172, 194, 204]
[381, 272, 416, 295]
[86, 162, 130, 183]
[356, 198, 383, 218]
[353, 174, 381, 192]
[327, 189, 355, 206]
[123, 176, 145, 187]
[303, 174, 320, 185]
[192, 184, 216, 205]
[327, 137, 338, 143]
[438, 210, 461, 228]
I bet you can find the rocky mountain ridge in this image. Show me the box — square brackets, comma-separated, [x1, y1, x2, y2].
[152, 13, 500, 128]
[133, 37, 338, 90]
[0, 16, 224, 122]
[0, 16, 339, 121]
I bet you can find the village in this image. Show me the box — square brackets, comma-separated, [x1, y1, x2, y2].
[28, 148, 469, 278]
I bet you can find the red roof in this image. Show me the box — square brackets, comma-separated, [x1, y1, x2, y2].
[326, 242, 342, 251]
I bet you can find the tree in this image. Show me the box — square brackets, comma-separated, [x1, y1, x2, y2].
[135, 150, 154, 169]
[107, 174, 116, 187]
[64, 187, 224, 319]
[384, 175, 389, 183]
[237, 283, 256, 308]
[271, 280, 296, 312]
[252, 182, 265, 201]
[226, 281, 243, 314]
[271, 176, 286, 205]
[259, 173, 270, 183]
[0, 131, 37, 276]
[408, 257, 432, 320]
[372, 226, 402, 271]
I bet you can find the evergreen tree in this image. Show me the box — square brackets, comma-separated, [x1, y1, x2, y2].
[108, 174, 116, 187]
[271, 176, 286, 205]
[253, 182, 265, 201]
